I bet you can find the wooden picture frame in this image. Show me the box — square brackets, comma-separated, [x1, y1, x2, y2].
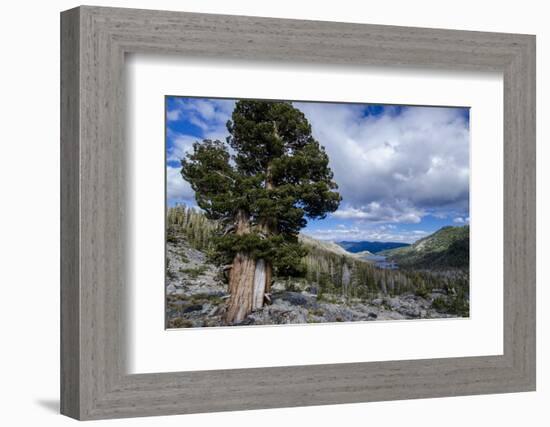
[61, 5, 536, 420]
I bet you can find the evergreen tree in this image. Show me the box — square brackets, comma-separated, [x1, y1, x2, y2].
[181, 100, 341, 323]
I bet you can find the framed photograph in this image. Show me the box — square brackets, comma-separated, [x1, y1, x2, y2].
[61, 6, 536, 420]
[164, 96, 472, 329]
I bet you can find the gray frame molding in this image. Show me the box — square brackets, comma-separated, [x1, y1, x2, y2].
[61, 6, 536, 420]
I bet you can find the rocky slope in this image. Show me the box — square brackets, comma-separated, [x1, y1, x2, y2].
[166, 231, 462, 328]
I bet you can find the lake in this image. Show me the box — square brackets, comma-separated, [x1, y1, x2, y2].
[364, 254, 398, 270]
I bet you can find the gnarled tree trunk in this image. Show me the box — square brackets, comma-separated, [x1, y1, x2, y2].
[225, 252, 256, 324]
[224, 158, 277, 323]
[253, 257, 274, 304]
[224, 210, 256, 325]
[252, 259, 266, 310]
[252, 159, 275, 308]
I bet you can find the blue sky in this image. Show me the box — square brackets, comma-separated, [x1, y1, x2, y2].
[166, 96, 470, 243]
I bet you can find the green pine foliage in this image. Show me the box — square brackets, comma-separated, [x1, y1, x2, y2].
[180, 100, 342, 272]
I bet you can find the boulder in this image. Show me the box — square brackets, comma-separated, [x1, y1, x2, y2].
[183, 304, 203, 313]
[278, 292, 309, 306]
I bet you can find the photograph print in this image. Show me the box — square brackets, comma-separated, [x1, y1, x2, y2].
[165, 97, 470, 328]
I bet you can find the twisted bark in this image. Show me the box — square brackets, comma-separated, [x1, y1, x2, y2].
[225, 154, 276, 322]
[225, 252, 256, 324]
[252, 160, 275, 309]
[224, 210, 256, 324]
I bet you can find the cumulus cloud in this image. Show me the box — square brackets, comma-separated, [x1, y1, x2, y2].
[166, 97, 470, 234]
[295, 102, 470, 223]
[166, 98, 237, 165]
[166, 109, 181, 122]
[332, 201, 423, 224]
[303, 224, 429, 244]
[453, 216, 470, 224]
[166, 131, 197, 162]
[166, 166, 195, 204]
[167, 98, 235, 134]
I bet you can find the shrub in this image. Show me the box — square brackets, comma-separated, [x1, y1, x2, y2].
[179, 266, 208, 278]
[431, 294, 469, 317]
[310, 308, 324, 317]
[415, 286, 430, 299]
[431, 296, 448, 312]
[284, 281, 299, 292]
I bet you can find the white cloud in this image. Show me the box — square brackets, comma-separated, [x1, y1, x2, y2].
[166, 98, 469, 226]
[332, 201, 423, 224]
[166, 131, 197, 162]
[296, 102, 470, 222]
[169, 98, 235, 135]
[303, 224, 429, 243]
[166, 109, 181, 122]
[166, 166, 195, 203]
[166, 98, 236, 164]
[453, 216, 470, 224]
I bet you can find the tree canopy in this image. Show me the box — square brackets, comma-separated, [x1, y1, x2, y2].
[181, 100, 341, 276]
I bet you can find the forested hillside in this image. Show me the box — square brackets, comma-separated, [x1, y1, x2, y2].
[380, 226, 469, 270]
[166, 205, 218, 252]
[166, 205, 469, 326]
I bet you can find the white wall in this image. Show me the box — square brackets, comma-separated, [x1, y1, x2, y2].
[0, 0, 546, 425]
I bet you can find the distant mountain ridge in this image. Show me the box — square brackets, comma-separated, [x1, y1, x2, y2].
[338, 240, 410, 254]
[300, 235, 375, 259]
[299, 234, 356, 258]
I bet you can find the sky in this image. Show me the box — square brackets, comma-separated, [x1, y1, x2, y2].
[166, 96, 470, 243]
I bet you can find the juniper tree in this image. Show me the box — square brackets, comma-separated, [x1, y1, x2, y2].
[181, 100, 341, 324]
